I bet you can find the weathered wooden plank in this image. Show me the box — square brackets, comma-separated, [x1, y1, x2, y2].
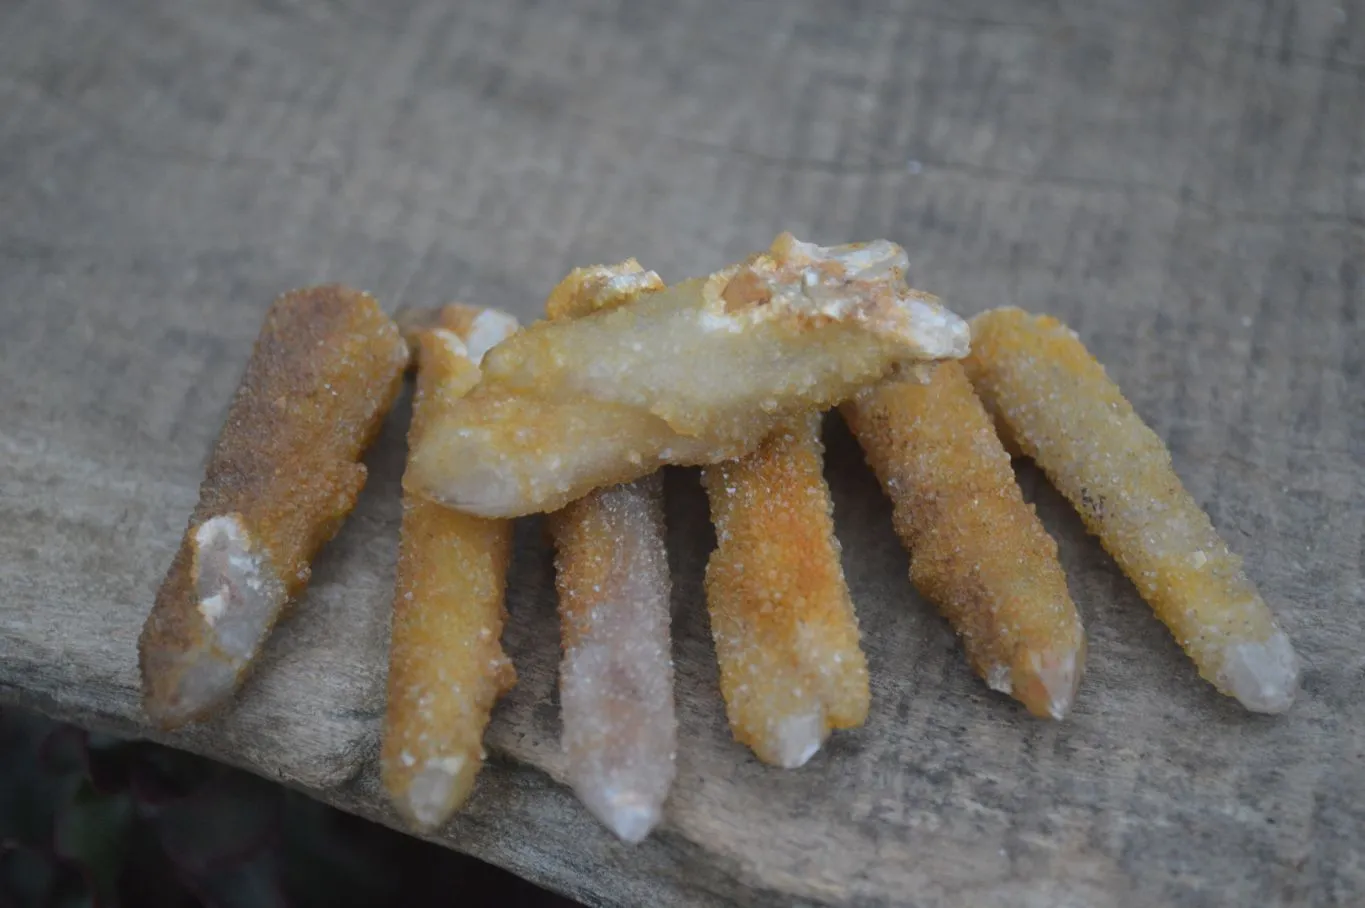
[1, 0, 1361, 905]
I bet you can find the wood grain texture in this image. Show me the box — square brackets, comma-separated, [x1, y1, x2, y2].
[1, 0, 1361, 905]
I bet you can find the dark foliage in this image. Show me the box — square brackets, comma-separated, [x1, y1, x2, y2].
[0, 708, 579, 908]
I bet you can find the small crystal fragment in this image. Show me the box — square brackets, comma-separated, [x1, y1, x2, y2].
[381, 314, 520, 833]
[963, 308, 1300, 713]
[409, 234, 971, 518]
[544, 261, 676, 843]
[544, 259, 665, 320]
[138, 286, 408, 729]
[396, 303, 520, 367]
[844, 362, 1087, 719]
[701, 412, 870, 765]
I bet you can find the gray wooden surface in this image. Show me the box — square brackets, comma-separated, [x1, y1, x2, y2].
[1, 0, 1362, 905]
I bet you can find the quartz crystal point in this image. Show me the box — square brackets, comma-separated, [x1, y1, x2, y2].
[550, 475, 676, 843]
[701, 412, 870, 766]
[381, 311, 519, 832]
[964, 308, 1300, 713]
[544, 260, 676, 843]
[409, 234, 971, 518]
[843, 362, 1087, 719]
[139, 286, 409, 728]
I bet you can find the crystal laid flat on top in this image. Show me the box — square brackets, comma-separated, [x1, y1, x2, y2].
[408, 233, 970, 519]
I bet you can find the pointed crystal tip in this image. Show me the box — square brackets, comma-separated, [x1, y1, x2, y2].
[190, 516, 280, 659]
[770, 711, 826, 769]
[1014, 639, 1086, 721]
[142, 514, 286, 728]
[584, 789, 664, 844]
[1218, 631, 1300, 714]
[142, 657, 238, 728]
[401, 756, 469, 833]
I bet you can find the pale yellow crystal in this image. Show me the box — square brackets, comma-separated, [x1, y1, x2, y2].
[963, 308, 1299, 714]
[409, 234, 970, 518]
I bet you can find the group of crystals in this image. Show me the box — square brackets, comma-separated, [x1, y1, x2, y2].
[137, 233, 1301, 844]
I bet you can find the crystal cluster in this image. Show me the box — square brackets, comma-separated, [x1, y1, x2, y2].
[138, 236, 1303, 853]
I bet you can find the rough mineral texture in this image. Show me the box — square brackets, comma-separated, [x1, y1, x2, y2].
[138, 286, 409, 729]
[549, 474, 676, 844]
[381, 320, 518, 832]
[8, 1, 1357, 903]
[409, 234, 970, 518]
[544, 259, 665, 321]
[542, 259, 676, 843]
[963, 309, 1300, 713]
[844, 362, 1087, 719]
[701, 411, 869, 766]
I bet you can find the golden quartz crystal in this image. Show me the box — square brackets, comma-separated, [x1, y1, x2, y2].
[844, 362, 1087, 719]
[409, 234, 971, 519]
[701, 411, 870, 766]
[963, 309, 1300, 713]
[381, 307, 520, 832]
[139, 286, 409, 728]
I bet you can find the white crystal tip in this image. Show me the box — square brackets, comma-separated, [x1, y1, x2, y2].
[1219, 631, 1301, 714]
[1028, 643, 1085, 720]
[144, 514, 286, 727]
[191, 515, 281, 661]
[143, 655, 238, 727]
[585, 791, 664, 845]
[770, 711, 826, 769]
[906, 295, 972, 359]
[463, 309, 520, 364]
[401, 757, 468, 832]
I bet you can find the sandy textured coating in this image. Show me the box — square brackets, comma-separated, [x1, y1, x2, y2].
[844, 363, 1087, 719]
[138, 286, 408, 729]
[409, 233, 970, 518]
[550, 475, 676, 843]
[701, 412, 869, 765]
[964, 308, 1300, 713]
[380, 319, 519, 833]
[543, 260, 677, 843]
